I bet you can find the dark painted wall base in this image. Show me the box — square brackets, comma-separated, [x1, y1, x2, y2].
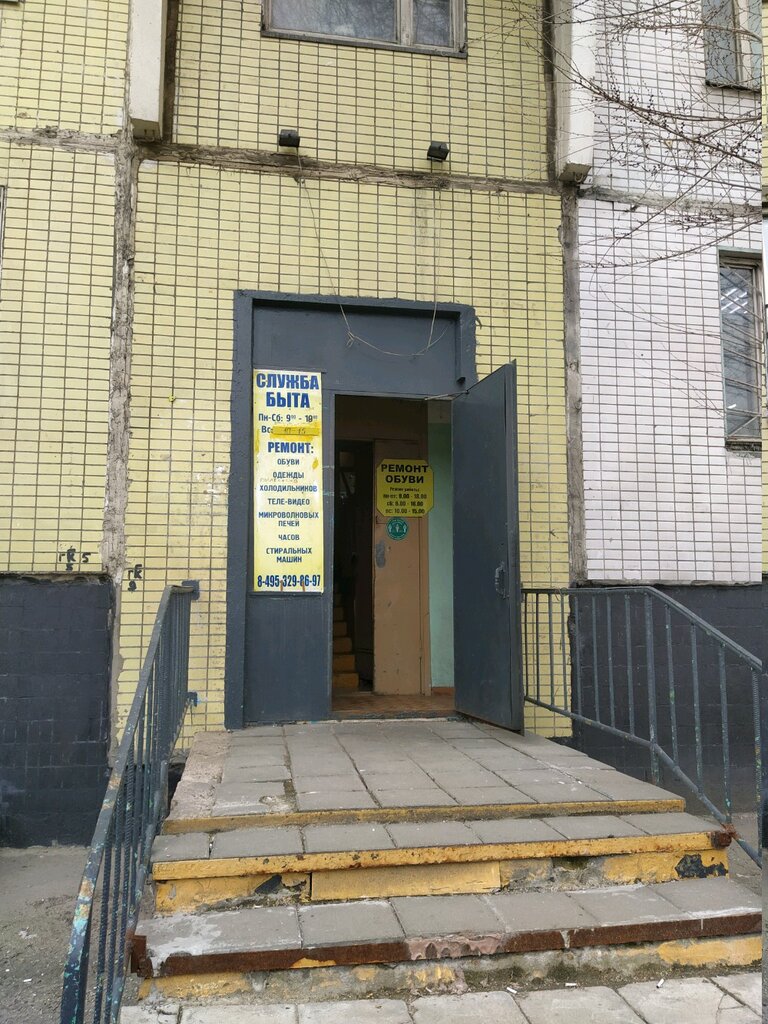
[0, 575, 112, 846]
[572, 582, 764, 814]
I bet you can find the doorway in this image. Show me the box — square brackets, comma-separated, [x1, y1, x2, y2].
[228, 292, 522, 731]
[332, 396, 452, 715]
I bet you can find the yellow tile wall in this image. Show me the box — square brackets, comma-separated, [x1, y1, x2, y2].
[0, 0, 128, 134]
[173, 0, 548, 181]
[125, 163, 568, 737]
[0, 142, 115, 571]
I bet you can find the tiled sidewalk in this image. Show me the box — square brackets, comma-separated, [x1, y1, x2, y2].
[168, 719, 681, 822]
[122, 974, 762, 1022]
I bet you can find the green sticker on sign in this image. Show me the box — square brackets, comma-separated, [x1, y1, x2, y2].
[386, 517, 409, 541]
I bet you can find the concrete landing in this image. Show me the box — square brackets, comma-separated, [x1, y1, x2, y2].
[166, 720, 684, 832]
[122, 974, 763, 1023]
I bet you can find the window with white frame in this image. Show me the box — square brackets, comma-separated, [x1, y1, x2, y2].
[703, 0, 761, 89]
[264, 0, 464, 54]
[718, 256, 763, 443]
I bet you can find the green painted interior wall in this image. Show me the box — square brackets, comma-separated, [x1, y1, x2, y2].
[428, 416, 454, 687]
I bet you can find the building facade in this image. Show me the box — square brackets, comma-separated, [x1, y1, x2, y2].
[0, 0, 763, 841]
[0, 0, 577, 838]
[554, 0, 765, 793]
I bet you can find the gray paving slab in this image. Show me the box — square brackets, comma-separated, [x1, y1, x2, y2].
[211, 826, 303, 859]
[295, 790, 377, 811]
[151, 832, 210, 863]
[489, 768, 562, 785]
[183, 1007, 298, 1023]
[712, 973, 762, 1013]
[293, 774, 367, 792]
[427, 720, 484, 733]
[225, 750, 288, 767]
[143, 905, 300, 964]
[467, 817, 564, 844]
[426, 769, 505, 789]
[411, 991, 527, 1024]
[484, 890, 598, 932]
[229, 725, 285, 739]
[649, 878, 760, 916]
[448, 739, 511, 753]
[623, 812, 715, 835]
[569, 884, 689, 926]
[355, 760, 422, 774]
[386, 821, 480, 848]
[297, 1000, 411, 1024]
[444, 786, 535, 805]
[120, 1009, 180, 1024]
[470, 749, 540, 768]
[375, 789, 456, 807]
[299, 900, 403, 946]
[391, 893, 501, 937]
[619, 978, 755, 1023]
[221, 765, 292, 782]
[362, 772, 435, 790]
[303, 823, 395, 852]
[510, 775, 611, 803]
[213, 781, 286, 803]
[517, 986, 645, 1023]
[544, 814, 646, 840]
[534, 752, 612, 768]
[582, 773, 679, 802]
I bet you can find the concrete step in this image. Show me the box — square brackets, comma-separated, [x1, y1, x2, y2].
[332, 653, 356, 672]
[332, 671, 359, 691]
[121, 973, 764, 1024]
[333, 606, 345, 622]
[333, 636, 353, 654]
[150, 812, 731, 913]
[133, 878, 760, 996]
[332, 621, 347, 637]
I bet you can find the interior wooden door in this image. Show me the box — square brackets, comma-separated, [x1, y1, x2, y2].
[373, 439, 424, 694]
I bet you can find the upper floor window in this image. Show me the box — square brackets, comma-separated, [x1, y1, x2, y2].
[703, 0, 761, 89]
[264, 0, 464, 55]
[718, 257, 763, 444]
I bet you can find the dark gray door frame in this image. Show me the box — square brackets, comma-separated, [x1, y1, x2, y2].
[226, 290, 477, 728]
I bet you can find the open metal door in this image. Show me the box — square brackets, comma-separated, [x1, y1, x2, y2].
[452, 362, 523, 730]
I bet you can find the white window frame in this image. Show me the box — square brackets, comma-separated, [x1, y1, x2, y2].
[703, 0, 761, 90]
[262, 0, 467, 57]
[718, 253, 764, 446]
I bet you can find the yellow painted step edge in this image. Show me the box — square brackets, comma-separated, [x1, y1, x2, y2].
[152, 830, 723, 880]
[163, 798, 686, 835]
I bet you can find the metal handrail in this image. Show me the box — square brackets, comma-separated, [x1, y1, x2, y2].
[522, 586, 763, 865]
[60, 581, 199, 1024]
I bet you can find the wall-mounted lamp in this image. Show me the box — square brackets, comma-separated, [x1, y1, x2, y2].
[427, 141, 449, 162]
[278, 129, 301, 148]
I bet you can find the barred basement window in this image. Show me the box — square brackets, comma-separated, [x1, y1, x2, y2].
[718, 257, 763, 444]
[703, 0, 761, 89]
[264, 0, 465, 55]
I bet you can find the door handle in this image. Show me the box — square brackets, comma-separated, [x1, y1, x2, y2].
[494, 563, 507, 597]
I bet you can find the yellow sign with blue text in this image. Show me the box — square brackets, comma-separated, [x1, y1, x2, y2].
[253, 370, 324, 593]
[376, 459, 434, 517]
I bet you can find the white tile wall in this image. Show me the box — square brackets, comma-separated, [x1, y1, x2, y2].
[577, 0, 762, 583]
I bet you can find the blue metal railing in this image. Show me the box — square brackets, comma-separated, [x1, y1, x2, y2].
[60, 581, 199, 1024]
[522, 586, 763, 866]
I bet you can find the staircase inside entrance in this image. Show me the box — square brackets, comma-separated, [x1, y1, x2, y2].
[130, 719, 760, 1013]
[333, 588, 360, 693]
